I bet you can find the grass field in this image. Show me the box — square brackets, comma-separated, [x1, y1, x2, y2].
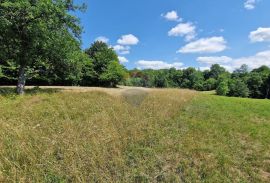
[0, 87, 269, 182]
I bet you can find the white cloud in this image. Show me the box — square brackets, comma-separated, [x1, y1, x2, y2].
[178, 36, 227, 53]
[95, 36, 109, 43]
[117, 34, 139, 45]
[136, 60, 184, 70]
[168, 22, 196, 41]
[113, 45, 130, 55]
[197, 56, 233, 65]
[199, 67, 211, 71]
[118, 56, 129, 63]
[162, 10, 181, 22]
[233, 50, 270, 69]
[244, 0, 257, 10]
[249, 27, 270, 42]
[196, 50, 270, 72]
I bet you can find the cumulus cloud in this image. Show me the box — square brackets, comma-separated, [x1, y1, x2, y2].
[162, 10, 181, 21]
[196, 50, 270, 72]
[244, 0, 257, 10]
[118, 56, 129, 63]
[197, 56, 232, 65]
[168, 22, 196, 41]
[117, 34, 139, 45]
[249, 27, 270, 42]
[178, 37, 227, 53]
[136, 60, 184, 70]
[233, 50, 270, 69]
[113, 45, 130, 55]
[95, 36, 109, 43]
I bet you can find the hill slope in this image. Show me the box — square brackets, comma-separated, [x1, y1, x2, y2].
[0, 88, 269, 182]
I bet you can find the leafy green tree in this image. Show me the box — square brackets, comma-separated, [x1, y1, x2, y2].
[228, 79, 249, 98]
[209, 64, 226, 79]
[203, 69, 211, 80]
[180, 67, 197, 88]
[247, 72, 264, 98]
[0, 60, 18, 85]
[234, 64, 249, 75]
[0, 0, 84, 94]
[85, 41, 116, 77]
[100, 61, 127, 87]
[62, 51, 90, 86]
[203, 78, 217, 91]
[216, 81, 229, 96]
[154, 71, 168, 88]
[252, 65, 270, 75]
[85, 41, 126, 87]
[167, 68, 183, 87]
[191, 71, 205, 91]
[80, 58, 95, 86]
[251, 66, 270, 99]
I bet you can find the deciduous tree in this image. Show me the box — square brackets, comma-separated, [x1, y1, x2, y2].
[0, 0, 84, 94]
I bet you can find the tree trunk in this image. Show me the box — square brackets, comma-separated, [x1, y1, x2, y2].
[16, 65, 26, 95]
[266, 88, 270, 99]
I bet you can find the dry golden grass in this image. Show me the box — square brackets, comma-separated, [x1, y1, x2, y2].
[0, 88, 196, 182]
[0, 87, 270, 182]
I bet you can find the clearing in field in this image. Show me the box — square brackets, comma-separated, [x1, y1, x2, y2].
[0, 87, 270, 182]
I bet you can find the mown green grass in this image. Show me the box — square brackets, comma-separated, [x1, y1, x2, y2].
[0, 89, 269, 182]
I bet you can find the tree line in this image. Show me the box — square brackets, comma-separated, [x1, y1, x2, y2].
[123, 64, 270, 99]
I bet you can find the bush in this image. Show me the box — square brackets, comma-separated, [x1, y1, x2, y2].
[216, 81, 229, 96]
[228, 79, 249, 98]
[203, 78, 217, 91]
[247, 73, 264, 98]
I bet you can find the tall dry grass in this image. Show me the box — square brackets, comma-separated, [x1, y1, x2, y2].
[2, 88, 269, 182]
[0, 89, 196, 182]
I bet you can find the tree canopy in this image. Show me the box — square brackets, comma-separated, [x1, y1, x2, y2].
[84, 41, 127, 87]
[0, 0, 84, 94]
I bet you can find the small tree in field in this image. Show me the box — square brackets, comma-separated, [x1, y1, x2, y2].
[0, 0, 84, 94]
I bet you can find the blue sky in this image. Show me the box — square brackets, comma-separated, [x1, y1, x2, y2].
[75, 0, 270, 71]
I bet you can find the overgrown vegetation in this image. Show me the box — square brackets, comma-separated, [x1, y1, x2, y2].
[0, 88, 269, 182]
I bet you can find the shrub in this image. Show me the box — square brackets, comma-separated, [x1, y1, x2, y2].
[228, 79, 249, 98]
[216, 81, 229, 96]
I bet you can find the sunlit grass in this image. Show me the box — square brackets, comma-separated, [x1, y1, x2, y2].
[0, 88, 269, 182]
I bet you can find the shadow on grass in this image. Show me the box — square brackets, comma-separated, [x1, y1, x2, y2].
[122, 89, 148, 107]
[0, 86, 62, 97]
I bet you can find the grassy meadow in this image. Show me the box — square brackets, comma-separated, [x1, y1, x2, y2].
[0, 87, 269, 182]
